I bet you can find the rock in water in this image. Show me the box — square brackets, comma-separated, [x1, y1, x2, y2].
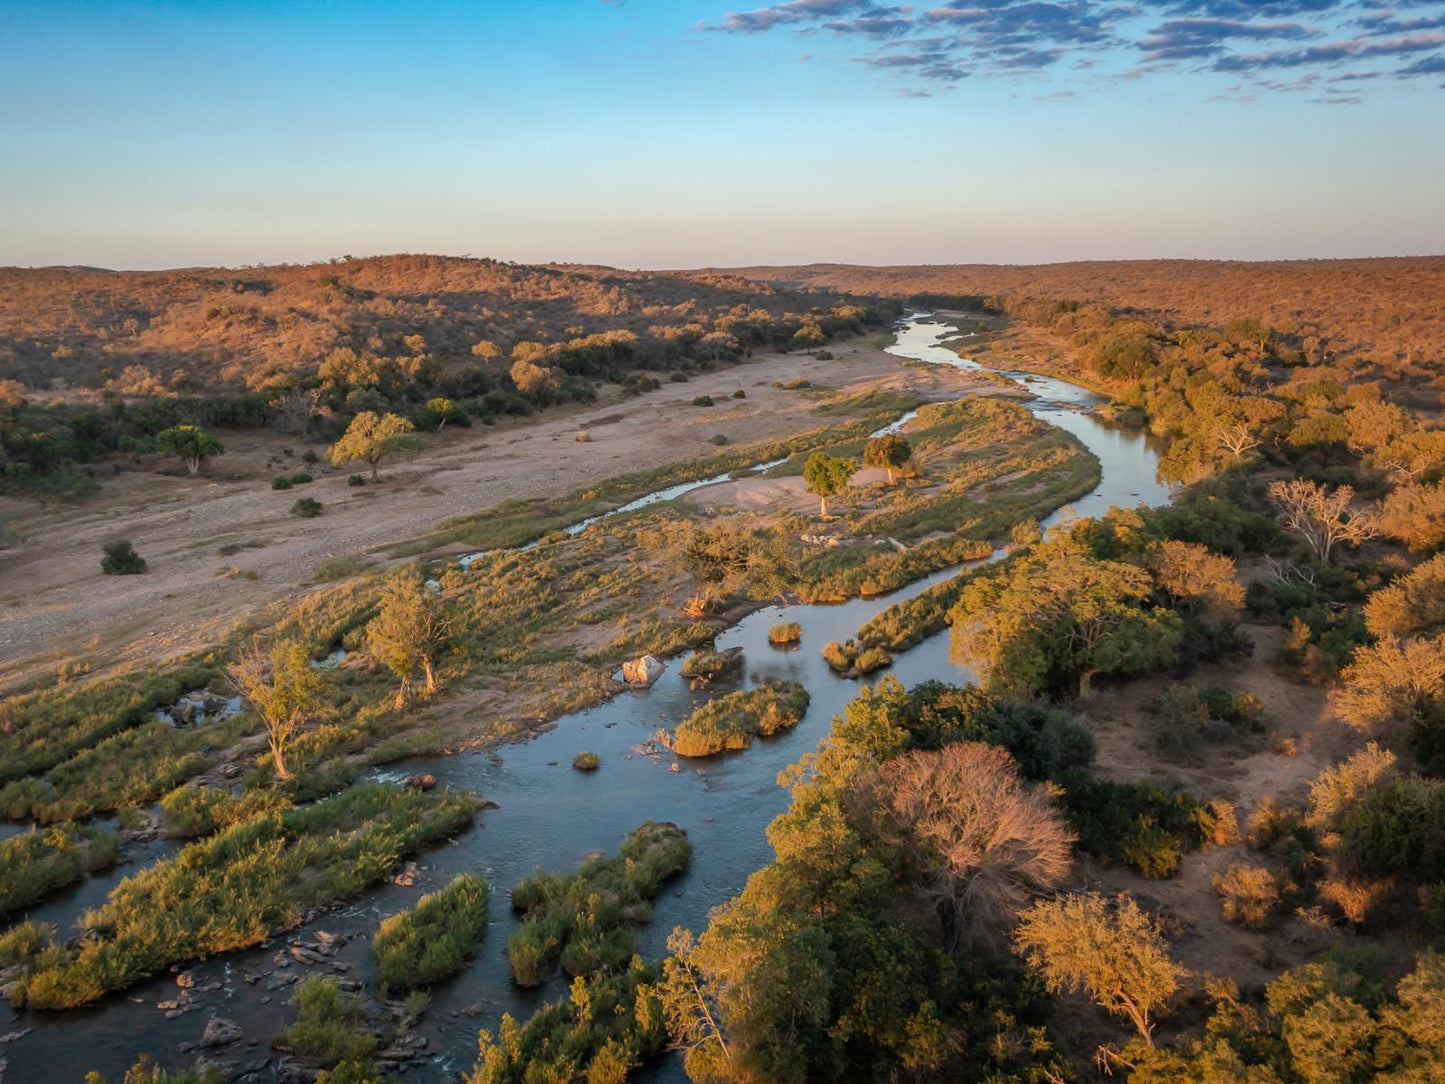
[621, 654, 666, 686]
[200, 1016, 243, 1047]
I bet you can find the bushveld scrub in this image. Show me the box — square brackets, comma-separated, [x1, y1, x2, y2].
[471, 962, 666, 1084]
[0, 661, 220, 782]
[273, 976, 378, 1066]
[673, 681, 810, 757]
[6, 783, 476, 1008]
[372, 873, 490, 994]
[0, 825, 121, 918]
[1056, 770, 1206, 878]
[507, 822, 690, 987]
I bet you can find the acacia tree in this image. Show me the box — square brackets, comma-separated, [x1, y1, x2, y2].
[863, 434, 912, 485]
[229, 638, 327, 781]
[1015, 893, 1188, 1045]
[1146, 540, 1244, 618]
[1333, 634, 1445, 737]
[803, 452, 855, 519]
[866, 742, 1074, 950]
[328, 411, 418, 480]
[367, 571, 455, 709]
[155, 425, 224, 475]
[1267, 479, 1377, 564]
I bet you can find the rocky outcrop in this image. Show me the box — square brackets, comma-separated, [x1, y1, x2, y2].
[200, 1016, 243, 1047]
[621, 654, 666, 686]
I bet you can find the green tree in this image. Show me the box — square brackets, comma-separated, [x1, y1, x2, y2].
[328, 411, 418, 480]
[155, 425, 223, 476]
[228, 638, 327, 781]
[802, 452, 855, 519]
[366, 571, 455, 709]
[1015, 892, 1187, 1045]
[863, 433, 912, 485]
[950, 544, 1183, 698]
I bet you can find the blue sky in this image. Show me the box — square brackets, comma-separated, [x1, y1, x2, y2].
[1, 0, 1442, 269]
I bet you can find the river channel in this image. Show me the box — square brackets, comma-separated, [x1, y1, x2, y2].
[0, 314, 1171, 1083]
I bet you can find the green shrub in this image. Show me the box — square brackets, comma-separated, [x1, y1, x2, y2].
[669, 372, 689, 383]
[673, 681, 810, 757]
[573, 751, 600, 771]
[473, 963, 666, 1084]
[272, 475, 294, 490]
[160, 785, 285, 838]
[8, 783, 476, 1008]
[507, 822, 690, 987]
[709, 433, 728, 445]
[0, 825, 120, 918]
[732, 388, 746, 399]
[290, 471, 313, 484]
[101, 540, 146, 575]
[273, 976, 377, 1066]
[372, 873, 490, 994]
[347, 474, 365, 487]
[692, 395, 714, 407]
[291, 497, 323, 518]
[1058, 770, 1206, 878]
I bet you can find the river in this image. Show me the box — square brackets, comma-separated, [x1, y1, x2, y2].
[0, 314, 1171, 1083]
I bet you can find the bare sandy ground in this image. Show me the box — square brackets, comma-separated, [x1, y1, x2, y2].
[0, 339, 989, 690]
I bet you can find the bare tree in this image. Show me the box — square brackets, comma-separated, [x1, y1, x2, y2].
[1214, 421, 1261, 461]
[1267, 479, 1377, 564]
[864, 742, 1075, 950]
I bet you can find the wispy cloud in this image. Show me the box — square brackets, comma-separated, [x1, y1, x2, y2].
[696, 0, 1445, 99]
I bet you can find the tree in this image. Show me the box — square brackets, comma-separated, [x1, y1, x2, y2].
[328, 411, 418, 480]
[100, 539, 146, 575]
[802, 452, 855, 519]
[1214, 420, 1261, 462]
[950, 545, 1183, 698]
[155, 425, 224, 476]
[426, 397, 458, 430]
[1364, 553, 1445, 640]
[863, 434, 912, 485]
[366, 571, 455, 709]
[1146, 540, 1244, 618]
[509, 355, 561, 399]
[471, 339, 501, 363]
[229, 638, 327, 781]
[1015, 893, 1187, 1045]
[864, 742, 1074, 949]
[1380, 483, 1445, 552]
[1333, 634, 1445, 737]
[1267, 479, 1377, 564]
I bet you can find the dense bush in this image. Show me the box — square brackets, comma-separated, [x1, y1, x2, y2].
[673, 681, 810, 757]
[0, 825, 121, 918]
[1057, 770, 1206, 878]
[273, 976, 377, 1066]
[101, 539, 146, 574]
[6, 784, 476, 1008]
[1214, 863, 1283, 928]
[507, 822, 690, 987]
[472, 962, 666, 1084]
[291, 497, 323, 518]
[372, 873, 490, 994]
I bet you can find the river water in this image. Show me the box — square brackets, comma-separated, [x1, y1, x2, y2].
[0, 315, 1171, 1083]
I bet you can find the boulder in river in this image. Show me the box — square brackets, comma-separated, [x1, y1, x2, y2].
[404, 773, 437, 791]
[200, 1016, 244, 1048]
[622, 654, 666, 686]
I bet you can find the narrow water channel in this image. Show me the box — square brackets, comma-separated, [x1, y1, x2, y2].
[0, 315, 1172, 1083]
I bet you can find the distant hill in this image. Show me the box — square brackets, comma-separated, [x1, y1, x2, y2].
[726, 258, 1445, 375]
[0, 255, 868, 391]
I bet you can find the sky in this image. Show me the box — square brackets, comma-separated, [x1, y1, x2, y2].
[1, 0, 1442, 269]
